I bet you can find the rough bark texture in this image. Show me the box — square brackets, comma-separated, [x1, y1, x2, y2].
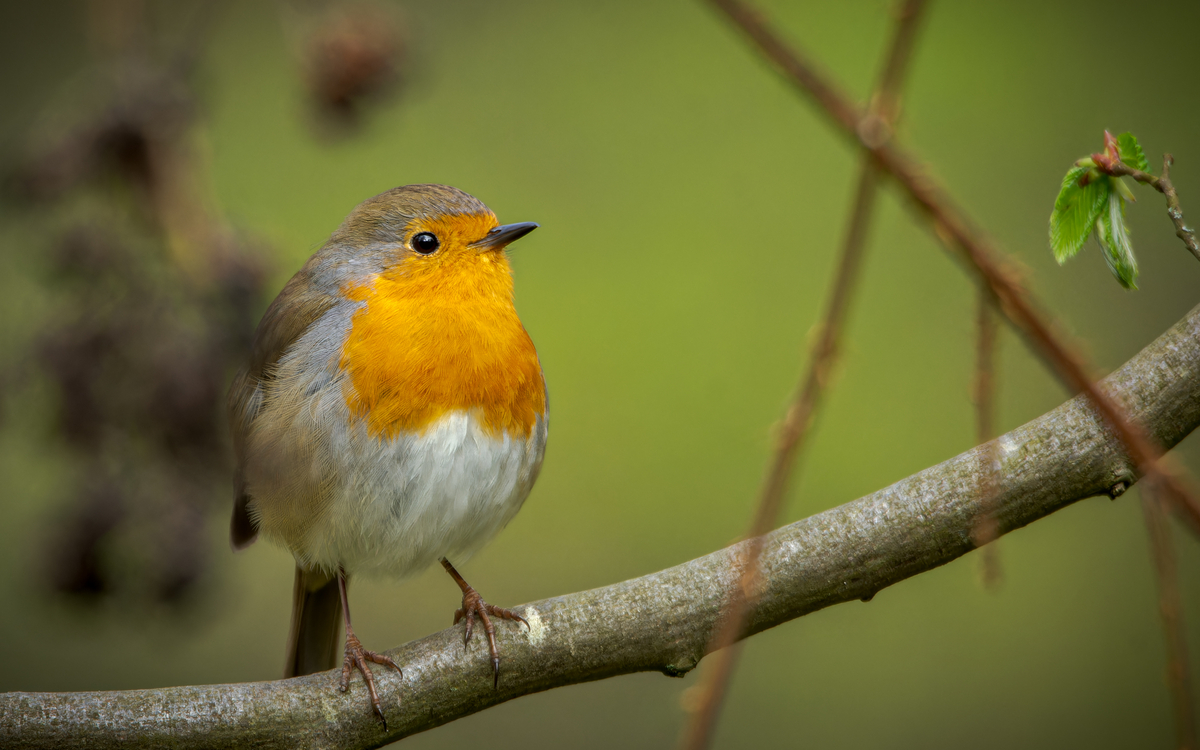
[4, 303, 1200, 749]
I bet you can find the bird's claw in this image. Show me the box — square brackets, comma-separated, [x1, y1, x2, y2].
[454, 586, 528, 688]
[340, 628, 402, 729]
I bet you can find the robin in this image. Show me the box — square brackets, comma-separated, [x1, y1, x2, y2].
[227, 184, 546, 726]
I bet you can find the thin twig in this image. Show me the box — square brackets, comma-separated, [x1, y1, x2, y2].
[972, 284, 1002, 588]
[1101, 154, 1200, 263]
[973, 285, 998, 446]
[1140, 480, 1198, 750]
[707, 0, 1200, 537]
[678, 2, 927, 747]
[1092, 140, 1200, 747]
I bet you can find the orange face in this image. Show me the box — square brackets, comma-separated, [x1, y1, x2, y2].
[338, 211, 546, 440]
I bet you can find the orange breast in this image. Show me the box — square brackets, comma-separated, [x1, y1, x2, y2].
[338, 245, 545, 440]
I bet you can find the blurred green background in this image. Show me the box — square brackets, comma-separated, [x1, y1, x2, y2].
[2, 0, 1199, 747]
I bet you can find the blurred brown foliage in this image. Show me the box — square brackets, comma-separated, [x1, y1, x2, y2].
[4, 7, 271, 606]
[303, 2, 406, 131]
[3, 0, 410, 607]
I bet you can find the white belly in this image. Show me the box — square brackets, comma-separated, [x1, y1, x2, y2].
[302, 409, 548, 578]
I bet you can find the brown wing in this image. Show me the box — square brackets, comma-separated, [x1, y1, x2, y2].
[229, 266, 337, 549]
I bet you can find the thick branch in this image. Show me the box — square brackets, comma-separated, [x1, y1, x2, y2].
[5, 303, 1200, 749]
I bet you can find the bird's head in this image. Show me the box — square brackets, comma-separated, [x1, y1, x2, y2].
[333, 184, 538, 286]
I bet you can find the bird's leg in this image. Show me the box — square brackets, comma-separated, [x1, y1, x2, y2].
[439, 557, 528, 688]
[337, 569, 402, 727]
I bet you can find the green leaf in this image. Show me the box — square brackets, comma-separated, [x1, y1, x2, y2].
[1112, 175, 1137, 202]
[1050, 166, 1108, 263]
[1096, 183, 1139, 289]
[1116, 132, 1150, 172]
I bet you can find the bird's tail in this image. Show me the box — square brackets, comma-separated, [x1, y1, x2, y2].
[283, 566, 342, 677]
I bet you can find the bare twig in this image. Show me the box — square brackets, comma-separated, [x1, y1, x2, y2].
[678, 3, 928, 747]
[971, 284, 1002, 588]
[973, 286, 999, 446]
[1140, 480, 1198, 750]
[706, 0, 1200, 537]
[5, 301, 1200, 750]
[1090, 136, 1200, 746]
[1100, 154, 1200, 264]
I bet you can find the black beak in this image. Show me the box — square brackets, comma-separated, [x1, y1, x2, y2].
[470, 222, 539, 250]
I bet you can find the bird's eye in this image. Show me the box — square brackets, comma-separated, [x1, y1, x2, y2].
[412, 232, 440, 254]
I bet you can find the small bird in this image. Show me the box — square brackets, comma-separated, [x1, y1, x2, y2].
[227, 184, 547, 725]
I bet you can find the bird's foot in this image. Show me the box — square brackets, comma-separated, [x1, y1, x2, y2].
[454, 588, 529, 688]
[340, 626, 402, 728]
[440, 558, 528, 688]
